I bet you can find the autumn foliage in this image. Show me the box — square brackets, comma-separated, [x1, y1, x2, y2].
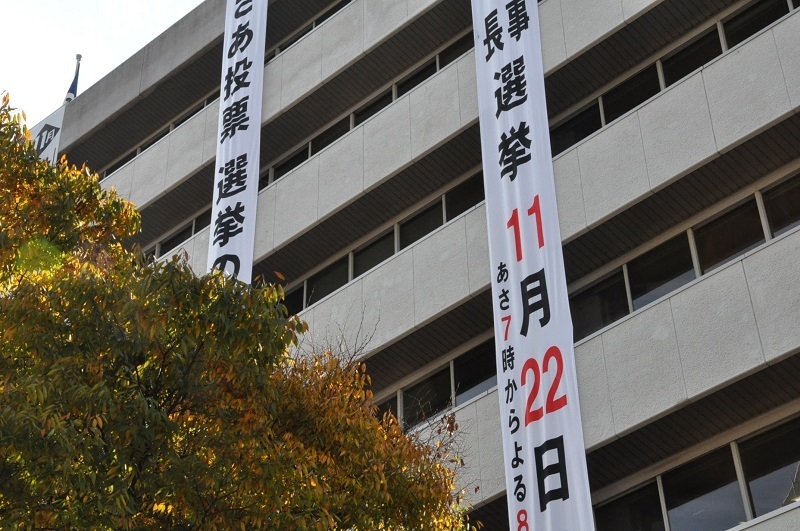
[0, 95, 471, 529]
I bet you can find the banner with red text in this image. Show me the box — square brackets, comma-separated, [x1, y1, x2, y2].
[207, 0, 268, 283]
[471, 1, 595, 529]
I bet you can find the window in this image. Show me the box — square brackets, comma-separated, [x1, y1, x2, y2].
[158, 223, 193, 257]
[453, 340, 497, 406]
[550, 102, 602, 156]
[317, 0, 352, 25]
[662, 30, 723, 87]
[376, 395, 398, 421]
[662, 446, 747, 531]
[570, 270, 629, 342]
[195, 209, 212, 232]
[396, 59, 437, 98]
[445, 172, 485, 221]
[595, 483, 666, 531]
[306, 257, 349, 306]
[310, 117, 350, 156]
[740, 417, 800, 517]
[104, 150, 137, 177]
[439, 32, 474, 68]
[354, 91, 392, 126]
[602, 65, 661, 124]
[354, 231, 394, 278]
[694, 200, 765, 274]
[283, 286, 304, 315]
[403, 368, 451, 428]
[140, 127, 170, 153]
[274, 148, 309, 180]
[724, 0, 790, 49]
[400, 201, 443, 249]
[763, 175, 800, 236]
[627, 234, 695, 311]
[174, 102, 205, 129]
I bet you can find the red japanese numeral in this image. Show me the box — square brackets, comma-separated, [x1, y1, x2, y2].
[520, 346, 568, 426]
[521, 358, 543, 425]
[543, 346, 568, 414]
[517, 509, 529, 531]
[506, 196, 545, 262]
[507, 208, 523, 262]
[527, 195, 544, 249]
[501, 315, 512, 341]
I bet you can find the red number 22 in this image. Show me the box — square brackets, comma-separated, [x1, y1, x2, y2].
[520, 346, 568, 426]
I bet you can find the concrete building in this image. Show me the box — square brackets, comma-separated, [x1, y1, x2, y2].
[54, 0, 800, 528]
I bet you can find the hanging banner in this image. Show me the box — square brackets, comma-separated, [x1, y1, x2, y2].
[30, 106, 66, 165]
[207, 0, 269, 283]
[471, 1, 595, 529]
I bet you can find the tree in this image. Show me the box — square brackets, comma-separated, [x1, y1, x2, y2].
[0, 95, 472, 529]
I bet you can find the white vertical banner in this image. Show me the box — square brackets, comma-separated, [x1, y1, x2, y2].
[471, 1, 595, 529]
[207, 0, 269, 283]
[30, 106, 66, 165]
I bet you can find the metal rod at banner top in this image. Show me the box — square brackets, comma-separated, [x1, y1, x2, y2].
[207, 0, 269, 284]
[470, 0, 595, 529]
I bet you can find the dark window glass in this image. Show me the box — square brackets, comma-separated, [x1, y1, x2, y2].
[404, 368, 451, 427]
[550, 102, 602, 156]
[206, 89, 220, 104]
[264, 48, 277, 64]
[595, 483, 666, 531]
[258, 169, 270, 190]
[159, 223, 194, 257]
[397, 60, 437, 98]
[104, 150, 137, 176]
[663, 447, 746, 531]
[354, 90, 393, 126]
[439, 32, 475, 68]
[354, 231, 394, 278]
[764, 175, 800, 236]
[174, 102, 205, 129]
[446, 172, 485, 221]
[725, 0, 790, 49]
[695, 200, 765, 274]
[274, 148, 309, 180]
[140, 127, 170, 153]
[400, 201, 444, 249]
[662, 30, 723, 87]
[740, 417, 800, 517]
[195, 208, 212, 231]
[603, 65, 661, 124]
[283, 286, 305, 315]
[310, 117, 351, 155]
[454, 340, 497, 406]
[376, 395, 398, 421]
[628, 234, 695, 311]
[306, 257, 349, 306]
[279, 24, 312, 52]
[317, 0, 352, 25]
[469, 495, 510, 531]
[570, 270, 629, 342]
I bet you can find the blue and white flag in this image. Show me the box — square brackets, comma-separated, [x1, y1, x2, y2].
[64, 54, 82, 104]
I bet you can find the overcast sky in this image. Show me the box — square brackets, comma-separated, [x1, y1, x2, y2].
[1, 0, 206, 126]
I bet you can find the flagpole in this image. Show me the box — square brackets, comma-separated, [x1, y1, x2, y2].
[65, 54, 82, 104]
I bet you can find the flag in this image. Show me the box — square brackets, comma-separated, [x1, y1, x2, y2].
[64, 54, 82, 104]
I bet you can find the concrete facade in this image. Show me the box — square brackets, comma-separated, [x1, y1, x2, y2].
[56, 0, 800, 528]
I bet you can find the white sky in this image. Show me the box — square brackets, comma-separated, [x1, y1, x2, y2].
[0, 0, 206, 126]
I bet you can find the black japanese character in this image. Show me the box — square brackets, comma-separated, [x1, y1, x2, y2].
[234, 0, 253, 18]
[494, 56, 527, 117]
[512, 441, 525, 469]
[228, 20, 253, 58]
[224, 58, 253, 101]
[498, 122, 532, 181]
[508, 408, 520, 435]
[534, 435, 570, 511]
[520, 268, 551, 337]
[497, 262, 509, 283]
[502, 346, 515, 372]
[499, 288, 511, 311]
[212, 254, 241, 278]
[504, 378, 518, 404]
[217, 154, 248, 203]
[213, 202, 246, 247]
[483, 9, 504, 61]
[220, 96, 250, 143]
[506, 0, 530, 41]
[513, 474, 527, 502]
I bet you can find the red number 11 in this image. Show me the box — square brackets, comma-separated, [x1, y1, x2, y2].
[506, 195, 545, 262]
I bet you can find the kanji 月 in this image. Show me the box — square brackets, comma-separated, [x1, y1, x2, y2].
[519, 268, 551, 336]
